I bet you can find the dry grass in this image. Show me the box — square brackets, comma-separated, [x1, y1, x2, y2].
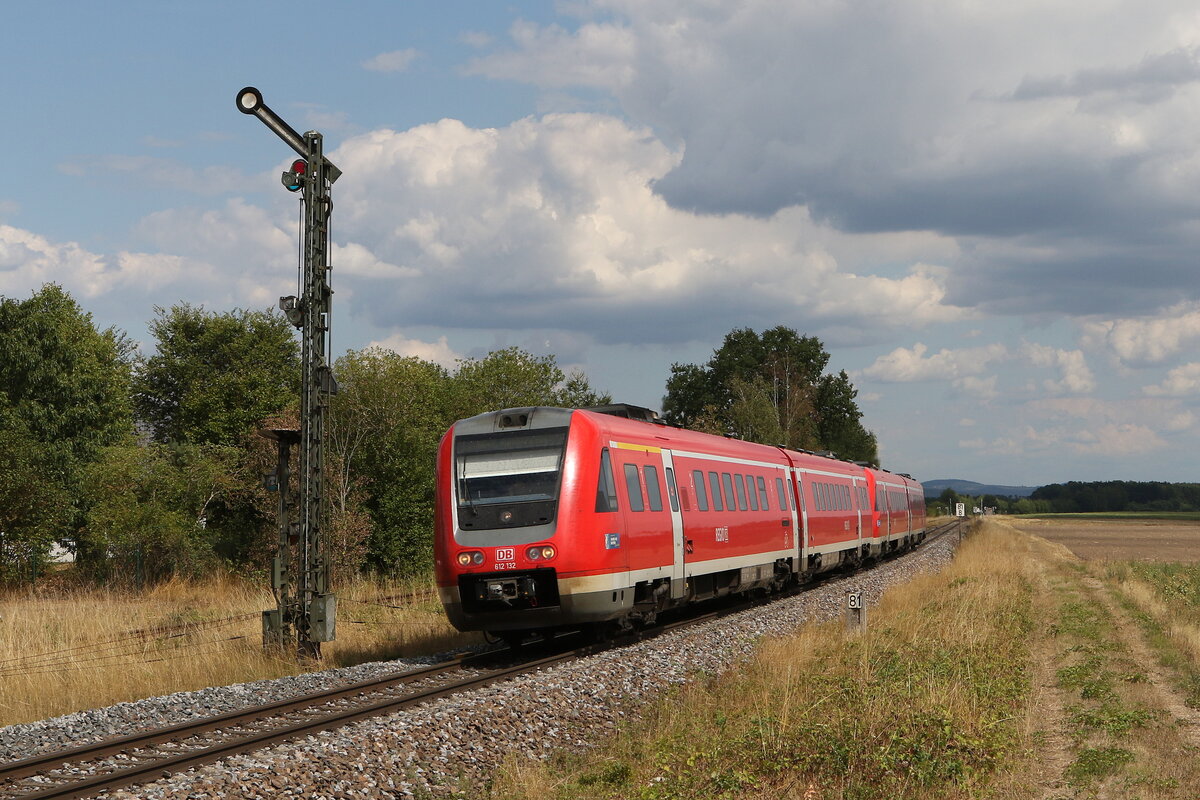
[485, 521, 1200, 798]
[1098, 560, 1200, 724]
[0, 571, 479, 727]
[489, 522, 1040, 800]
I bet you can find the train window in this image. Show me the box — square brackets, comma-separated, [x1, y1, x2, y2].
[693, 470, 709, 511]
[743, 475, 758, 510]
[757, 476, 770, 510]
[813, 483, 823, 512]
[644, 465, 664, 512]
[664, 467, 680, 512]
[595, 449, 619, 513]
[624, 464, 645, 512]
[775, 477, 787, 510]
[842, 485, 850, 510]
[457, 426, 568, 507]
[721, 473, 736, 510]
[734, 475, 749, 511]
[708, 472, 724, 511]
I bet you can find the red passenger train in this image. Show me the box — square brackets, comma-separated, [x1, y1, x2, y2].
[434, 404, 925, 642]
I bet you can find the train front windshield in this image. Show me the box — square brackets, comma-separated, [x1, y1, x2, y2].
[455, 427, 569, 505]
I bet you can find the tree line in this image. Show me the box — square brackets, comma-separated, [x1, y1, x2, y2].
[1031, 481, 1200, 513]
[930, 488, 1054, 516]
[0, 284, 875, 586]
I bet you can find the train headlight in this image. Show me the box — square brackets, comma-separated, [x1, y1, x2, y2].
[456, 551, 485, 567]
[526, 545, 556, 560]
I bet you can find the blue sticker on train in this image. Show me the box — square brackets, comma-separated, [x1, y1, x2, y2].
[605, 533, 620, 549]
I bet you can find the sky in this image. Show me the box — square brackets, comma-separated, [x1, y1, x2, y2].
[2, 0, 1199, 488]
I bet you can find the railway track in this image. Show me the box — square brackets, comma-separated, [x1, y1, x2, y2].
[0, 520, 962, 800]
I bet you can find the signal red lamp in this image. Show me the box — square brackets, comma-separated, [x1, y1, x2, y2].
[282, 159, 307, 192]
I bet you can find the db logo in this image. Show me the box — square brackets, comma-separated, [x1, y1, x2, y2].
[496, 548, 515, 561]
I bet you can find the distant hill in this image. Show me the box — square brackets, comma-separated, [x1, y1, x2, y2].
[922, 479, 1038, 499]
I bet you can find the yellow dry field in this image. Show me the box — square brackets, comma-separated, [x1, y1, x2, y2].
[0, 575, 479, 727]
[1007, 517, 1200, 561]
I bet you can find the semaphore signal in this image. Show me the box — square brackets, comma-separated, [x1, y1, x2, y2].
[237, 87, 339, 660]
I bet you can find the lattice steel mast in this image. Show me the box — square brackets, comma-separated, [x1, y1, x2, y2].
[237, 87, 339, 659]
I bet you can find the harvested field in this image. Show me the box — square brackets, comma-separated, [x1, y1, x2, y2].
[1006, 517, 1200, 561]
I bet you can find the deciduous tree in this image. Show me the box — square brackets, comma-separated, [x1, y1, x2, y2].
[0, 284, 134, 572]
[662, 326, 878, 463]
[133, 304, 299, 447]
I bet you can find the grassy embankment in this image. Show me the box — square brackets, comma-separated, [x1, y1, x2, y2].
[0, 573, 479, 728]
[488, 520, 1200, 799]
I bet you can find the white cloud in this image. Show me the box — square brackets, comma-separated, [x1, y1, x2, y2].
[1071, 423, 1166, 456]
[1165, 410, 1196, 431]
[1083, 301, 1200, 364]
[331, 242, 418, 279]
[1144, 362, 1200, 396]
[362, 49, 421, 73]
[0, 224, 109, 298]
[466, 2, 1200, 322]
[466, 20, 636, 89]
[324, 113, 966, 344]
[1020, 342, 1096, 394]
[859, 342, 1007, 382]
[956, 375, 998, 400]
[367, 333, 459, 368]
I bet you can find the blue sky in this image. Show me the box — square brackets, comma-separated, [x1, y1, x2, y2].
[3, 1, 1199, 487]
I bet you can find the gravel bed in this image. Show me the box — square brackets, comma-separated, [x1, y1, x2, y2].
[88, 531, 961, 799]
[0, 646, 496, 764]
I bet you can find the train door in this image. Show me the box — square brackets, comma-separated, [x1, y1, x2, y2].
[660, 450, 687, 599]
[792, 468, 809, 564]
[852, 476, 864, 548]
[773, 465, 801, 573]
[906, 487, 914, 534]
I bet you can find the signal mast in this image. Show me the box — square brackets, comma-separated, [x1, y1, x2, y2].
[237, 87, 338, 659]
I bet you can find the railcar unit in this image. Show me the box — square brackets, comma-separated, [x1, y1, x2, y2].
[434, 405, 925, 640]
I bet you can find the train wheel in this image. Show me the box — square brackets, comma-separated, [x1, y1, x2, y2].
[500, 632, 526, 651]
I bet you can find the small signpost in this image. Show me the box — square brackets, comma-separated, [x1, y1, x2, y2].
[846, 590, 866, 632]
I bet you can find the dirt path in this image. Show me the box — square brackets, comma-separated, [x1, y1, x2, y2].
[1082, 575, 1200, 748]
[1026, 541, 1075, 799]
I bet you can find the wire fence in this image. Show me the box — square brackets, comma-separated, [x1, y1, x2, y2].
[0, 590, 447, 677]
